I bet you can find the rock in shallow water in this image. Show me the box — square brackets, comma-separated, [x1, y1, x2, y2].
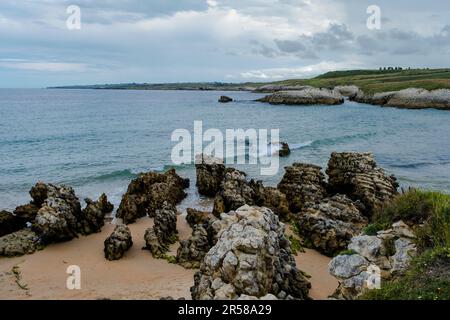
[104, 224, 133, 261]
[218, 96, 233, 103]
[191, 205, 310, 300]
[257, 88, 344, 105]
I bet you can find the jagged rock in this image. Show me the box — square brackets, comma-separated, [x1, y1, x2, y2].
[177, 224, 211, 269]
[195, 155, 225, 197]
[104, 225, 133, 261]
[116, 169, 189, 224]
[30, 182, 48, 206]
[77, 197, 106, 235]
[329, 221, 417, 299]
[392, 220, 415, 239]
[13, 204, 39, 224]
[97, 193, 114, 214]
[143, 203, 178, 258]
[212, 168, 290, 220]
[186, 208, 212, 229]
[278, 142, 291, 157]
[191, 205, 310, 300]
[297, 195, 368, 256]
[218, 96, 233, 103]
[0, 229, 40, 257]
[326, 152, 398, 216]
[257, 88, 344, 105]
[0, 211, 26, 237]
[32, 184, 82, 243]
[277, 163, 327, 213]
[390, 238, 417, 275]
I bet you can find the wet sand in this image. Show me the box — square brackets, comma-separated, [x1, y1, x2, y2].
[0, 215, 336, 300]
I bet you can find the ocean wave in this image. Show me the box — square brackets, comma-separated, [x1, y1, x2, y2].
[388, 161, 450, 169]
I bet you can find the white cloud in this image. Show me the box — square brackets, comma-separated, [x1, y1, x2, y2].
[0, 60, 89, 72]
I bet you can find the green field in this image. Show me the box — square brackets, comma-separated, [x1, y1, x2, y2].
[51, 68, 450, 94]
[270, 68, 450, 94]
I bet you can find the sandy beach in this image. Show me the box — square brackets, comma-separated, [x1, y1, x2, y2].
[0, 214, 335, 300]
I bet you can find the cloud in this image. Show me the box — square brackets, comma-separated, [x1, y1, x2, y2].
[0, 60, 89, 72]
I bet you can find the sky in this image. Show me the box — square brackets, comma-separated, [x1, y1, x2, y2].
[0, 0, 449, 87]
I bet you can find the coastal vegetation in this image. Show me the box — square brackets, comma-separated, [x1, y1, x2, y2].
[51, 68, 450, 94]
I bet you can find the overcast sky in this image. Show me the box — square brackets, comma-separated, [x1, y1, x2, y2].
[0, 0, 449, 87]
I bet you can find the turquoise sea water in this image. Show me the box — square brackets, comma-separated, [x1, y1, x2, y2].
[1, 89, 449, 211]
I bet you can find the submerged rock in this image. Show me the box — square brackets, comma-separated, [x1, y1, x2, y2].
[0, 211, 26, 237]
[297, 194, 368, 256]
[191, 205, 310, 300]
[218, 96, 233, 103]
[0, 229, 41, 257]
[257, 88, 344, 105]
[326, 152, 398, 217]
[117, 169, 189, 224]
[277, 163, 328, 213]
[195, 155, 225, 197]
[104, 224, 133, 261]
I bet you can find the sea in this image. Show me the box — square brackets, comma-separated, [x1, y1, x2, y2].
[1, 89, 449, 212]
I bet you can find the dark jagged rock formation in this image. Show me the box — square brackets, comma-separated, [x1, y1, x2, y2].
[13, 204, 39, 224]
[277, 163, 328, 213]
[212, 168, 290, 220]
[191, 205, 310, 300]
[218, 96, 233, 103]
[116, 169, 189, 224]
[257, 88, 344, 105]
[77, 197, 108, 235]
[143, 203, 178, 258]
[0, 211, 26, 237]
[104, 224, 133, 261]
[0, 229, 41, 257]
[177, 224, 212, 269]
[32, 184, 82, 243]
[296, 194, 368, 256]
[326, 152, 398, 217]
[278, 142, 291, 157]
[195, 155, 225, 197]
[186, 208, 211, 229]
[97, 193, 114, 214]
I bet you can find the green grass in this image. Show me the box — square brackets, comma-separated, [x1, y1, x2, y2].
[362, 223, 384, 236]
[360, 248, 450, 300]
[361, 190, 450, 300]
[288, 234, 305, 255]
[337, 249, 357, 256]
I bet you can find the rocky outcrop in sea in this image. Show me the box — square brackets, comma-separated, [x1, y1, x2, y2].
[350, 88, 450, 110]
[257, 88, 344, 105]
[116, 169, 189, 224]
[191, 205, 310, 300]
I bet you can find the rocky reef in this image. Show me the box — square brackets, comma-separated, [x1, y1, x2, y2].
[350, 88, 450, 110]
[329, 221, 417, 299]
[104, 224, 133, 261]
[116, 169, 189, 224]
[195, 155, 225, 197]
[218, 96, 233, 103]
[257, 88, 344, 105]
[144, 202, 178, 258]
[191, 205, 310, 300]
